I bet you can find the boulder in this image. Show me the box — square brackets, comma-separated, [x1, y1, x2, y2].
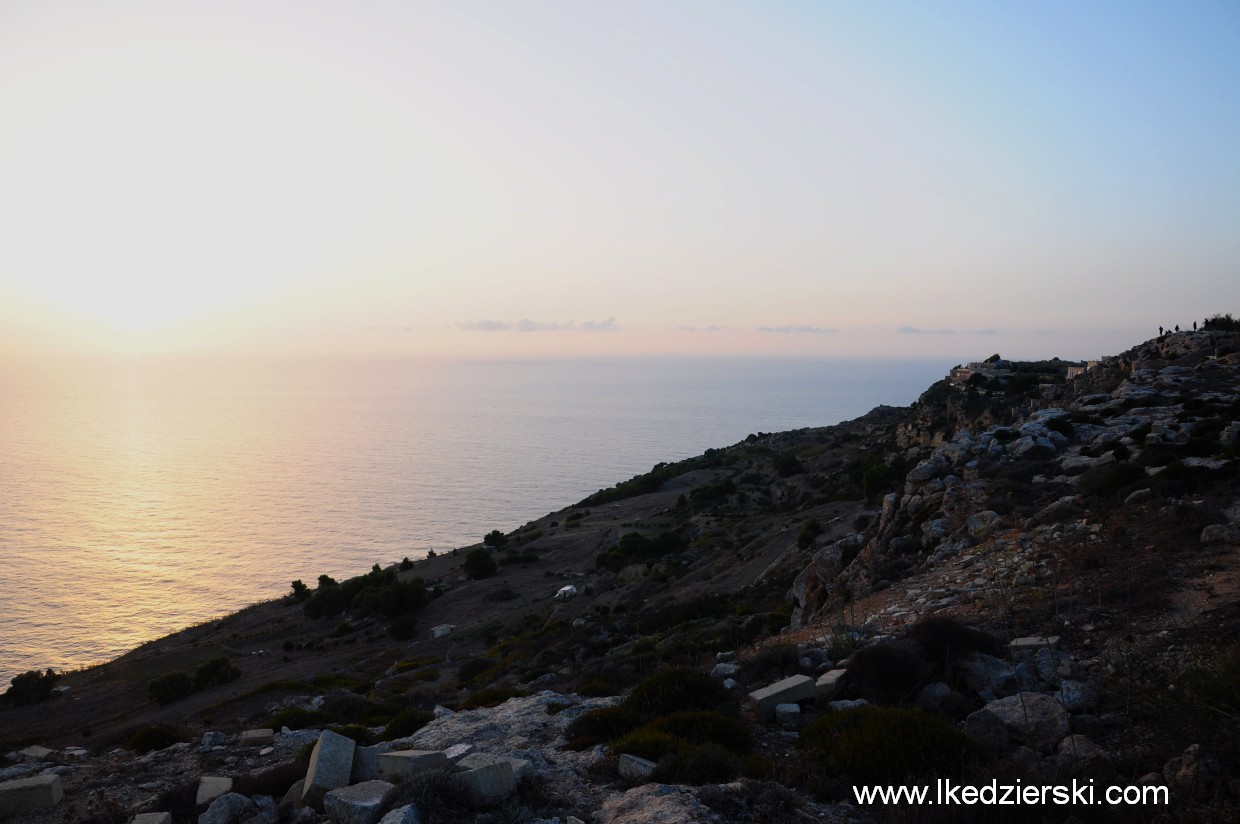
[748, 674, 816, 721]
[302, 730, 356, 807]
[376, 750, 447, 782]
[970, 693, 1069, 752]
[595, 784, 712, 824]
[196, 776, 234, 806]
[199, 793, 251, 824]
[202, 731, 228, 750]
[377, 805, 420, 824]
[0, 774, 63, 817]
[1054, 680, 1098, 712]
[710, 663, 739, 680]
[1056, 735, 1112, 779]
[952, 650, 1018, 698]
[441, 743, 475, 765]
[1201, 524, 1240, 546]
[1009, 636, 1059, 654]
[457, 760, 516, 806]
[17, 746, 53, 761]
[245, 796, 278, 824]
[323, 780, 394, 824]
[617, 754, 657, 782]
[965, 511, 1002, 541]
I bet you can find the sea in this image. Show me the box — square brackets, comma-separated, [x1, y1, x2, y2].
[0, 355, 950, 687]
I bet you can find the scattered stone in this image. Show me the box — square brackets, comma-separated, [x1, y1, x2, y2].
[1124, 488, 1152, 504]
[196, 776, 234, 806]
[247, 796, 279, 824]
[774, 703, 801, 730]
[1009, 636, 1060, 653]
[617, 754, 657, 782]
[323, 780, 394, 824]
[432, 705, 455, 718]
[283, 780, 305, 807]
[749, 674, 816, 721]
[201, 732, 228, 750]
[916, 682, 955, 714]
[1200, 524, 1240, 546]
[595, 784, 711, 824]
[377, 750, 447, 782]
[0, 774, 63, 817]
[240, 729, 275, 746]
[133, 813, 172, 824]
[1054, 680, 1098, 712]
[302, 730, 357, 807]
[17, 746, 52, 761]
[1056, 735, 1112, 778]
[827, 699, 869, 711]
[710, 663, 739, 680]
[952, 650, 1018, 698]
[259, 747, 274, 757]
[715, 651, 736, 663]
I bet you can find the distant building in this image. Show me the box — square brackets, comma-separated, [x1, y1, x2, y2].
[431, 624, 454, 639]
[554, 585, 578, 602]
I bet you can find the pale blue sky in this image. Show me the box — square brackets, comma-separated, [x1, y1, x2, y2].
[0, 1, 1236, 359]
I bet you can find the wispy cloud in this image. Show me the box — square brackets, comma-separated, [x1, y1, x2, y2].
[757, 325, 837, 334]
[968, 328, 998, 335]
[899, 326, 955, 335]
[456, 317, 616, 333]
[677, 324, 729, 333]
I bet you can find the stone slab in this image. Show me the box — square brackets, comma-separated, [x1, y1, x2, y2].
[441, 743, 475, 764]
[748, 674, 816, 721]
[133, 813, 172, 824]
[302, 730, 356, 807]
[377, 750, 448, 782]
[195, 776, 233, 806]
[323, 780, 394, 824]
[815, 669, 847, 701]
[617, 754, 656, 782]
[458, 760, 516, 807]
[0, 774, 63, 817]
[454, 753, 531, 782]
[1009, 636, 1060, 653]
[17, 746, 53, 761]
[240, 729, 275, 745]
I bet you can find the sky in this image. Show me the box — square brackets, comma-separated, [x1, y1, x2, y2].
[0, 0, 1237, 361]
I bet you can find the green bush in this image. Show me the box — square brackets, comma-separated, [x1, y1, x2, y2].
[801, 706, 975, 784]
[564, 705, 642, 748]
[457, 687, 526, 710]
[270, 707, 328, 730]
[456, 657, 497, 685]
[388, 614, 418, 640]
[383, 708, 434, 740]
[193, 656, 241, 691]
[626, 667, 736, 720]
[463, 547, 497, 580]
[148, 671, 195, 705]
[611, 729, 682, 761]
[653, 743, 742, 785]
[1, 669, 59, 707]
[126, 724, 187, 753]
[647, 711, 753, 753]
[483, 529, 508, 548]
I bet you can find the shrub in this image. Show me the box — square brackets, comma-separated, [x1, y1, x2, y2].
[388, 614, 418, 640]
[773, 450, 803, 478]
[457, 687, 526, 710]
[1043, 416, 1074, 437]
[1, 669, 59, 707]
[1202, 313, 1239, 332]
[456, 657, 497, 684]
[610, 729, 681, 762]
[126, 724, 186, 753]
[696, 779, 803, 823]
[647, 711, 753, 753]
[193, 656, 241, 691]
[383, 709, 435, 740]
[841, 640, 927, 704]
[564, 705, 642, 748]
[626, 667, 736, 720]
[463, 547, 497, 580]
[900, 616, 999, 663]
[801, 706, 975, 785]
[1078, 461, 1146, 498]
[483, 529, 509, 548]
[655, 743, 743, 785]
[148, 671, 195, 706]
[270, 707, 327, 730]
[796, 518, 823, 549]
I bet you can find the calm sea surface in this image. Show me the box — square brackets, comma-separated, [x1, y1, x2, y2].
[0, 356, 949, 686]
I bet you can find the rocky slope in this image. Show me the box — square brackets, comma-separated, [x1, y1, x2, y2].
[3, 326, 1239, 823]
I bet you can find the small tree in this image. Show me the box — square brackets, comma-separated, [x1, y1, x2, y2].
[290, 579, 310, 600]
[463, 547, 497, 580]
[483, 529, 508, 548]
[2, 669, 59, 707]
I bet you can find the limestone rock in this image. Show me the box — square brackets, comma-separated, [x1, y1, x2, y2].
[376, 750, 448, 782]
[240, 729, 275, 746]
[970, 693, 1069, 753]
[595, 784, 712, 824]
[17, 746, 53, 761]
[1056, 735, 1112, 778]
[244, 796, 278, 824]
[815, 669, 847, 701]
[302, 730, 357, 807]
[1054, 680, 1098, 712]
[134, 814, 172, 824]
[0, 774, 63, 818]
[710, 663, 739, 680]
[966, 511, 1002, 541]
[199, 793, 251, 824]
[952, 650, 1018, 698]
[748, 674, 816, 721]
[323, 780, 394, 824]
[774, 703, 801, 730]
[377, 805, 420, 824]
[441, 743, 475, 764]
[196, 776, 234, 806]
[1201, 524, 1240, 545]
[617, 754, 657, 782]
[457, 759, 516, 806]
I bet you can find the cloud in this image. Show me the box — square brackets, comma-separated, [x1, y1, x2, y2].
[456, 317, 616, 333]
[899, 326, 956, 335]
[757, 325, 837, 334]
[677, 325, 697, 332]
[968, 328, 998, 335]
